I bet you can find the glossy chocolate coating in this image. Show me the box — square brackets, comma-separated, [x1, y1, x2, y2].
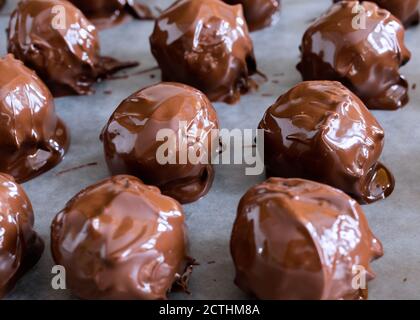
[0, 54, 69, 182]
[0, 173, 44, 298]
[68, 0, 154, 29]
[7, 0, 138, 97]
[259, 81, 394, 204]
[231, 177, 383, 300]
[102, 82, 219, 204]
[224, 0, 280, 31]
[297, 1, 411, 110]
[51, 175, 189, 300]
[150, 0, 257, 104]
[333, 0, 419, 28]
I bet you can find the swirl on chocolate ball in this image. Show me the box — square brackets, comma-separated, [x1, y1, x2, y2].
[0, 54, 69, 182]
[150, 0, 257, 104]
[259, 81, 394, 204]
[0, 173, 44, 298]
[7, 0, 138, 97]
[68, 0, 154, 29]
[297, 1, 411, 110]
[101, 82, 219, 204]
[224, 0, 280, 31]
[51, 175, 190, 300]
[333, 0, 419, 28]
[231, 178, 383, 300]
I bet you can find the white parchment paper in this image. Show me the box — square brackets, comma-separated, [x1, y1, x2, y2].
[1, 0, 419, 300]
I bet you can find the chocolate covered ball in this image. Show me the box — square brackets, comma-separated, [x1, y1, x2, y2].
[101, 82, 219, 204]
[333, 0, 419, 28]
[297, 1, 411, 110]
[68, 0, 154, 29]
[0, 54, 69, 182]
[259, 81, 394, 204]
[7, 0, 138, 97]
[224, 0, 280, 31]
[231, 178, 383, 300]
[0, 173, 44, 298]
[51, 175, 190, 300]
[150, 0, 257, 104]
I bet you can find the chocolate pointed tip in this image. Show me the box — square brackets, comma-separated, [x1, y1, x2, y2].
[362, 162, 395, 204]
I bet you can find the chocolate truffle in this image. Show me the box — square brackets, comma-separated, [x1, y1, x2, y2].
[51, 175, 189, 300]
[68, 0, 154, 29]
[297, 1, 411, 110]
[101, 82, 219, 204]
[224, 0, 280, 31]
[150, 0, 257, 104]
[259, 81, 394, 204]
[7, 0, 138, 97]
[231, 177, 384, 300]
[333, 0, 419, 28]
[0, 54, 69, 182]
[0, 173, 44, 298]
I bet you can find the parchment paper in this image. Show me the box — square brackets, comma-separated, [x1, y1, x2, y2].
[1, 0, 419, 300]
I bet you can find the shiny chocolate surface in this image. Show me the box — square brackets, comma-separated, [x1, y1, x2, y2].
[51, 175, 189, 300]
[297, 1, 411, 110]
[224, 0, 280, 31]
[0, 173, 44, 298]
[102, 82, 219, 204]
[333, 0, 419, 28]
[231, 177, 383, 300]
[150, 0, 257, 104]
[7, 0, 138, 97]
[259, 81, 394, 204]
[0, 54, 69, 182]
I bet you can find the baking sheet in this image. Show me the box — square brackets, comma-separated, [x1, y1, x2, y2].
[1, 0, 420, 300]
